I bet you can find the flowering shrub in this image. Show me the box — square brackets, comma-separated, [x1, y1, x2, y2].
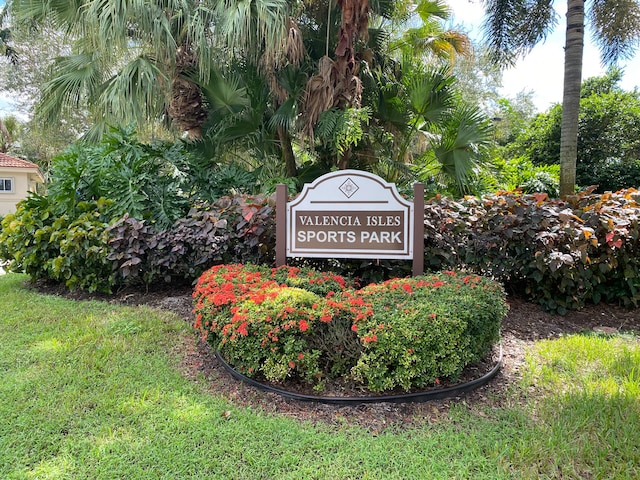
[193, 264, 507, 393]
[345, 274, 506, 391]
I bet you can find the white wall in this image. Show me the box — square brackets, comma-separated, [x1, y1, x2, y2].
[0, 168, 39, 216]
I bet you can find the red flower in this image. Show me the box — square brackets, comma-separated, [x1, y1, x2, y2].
[402, 283, 413, 293]
[351, 324, 358, 332]
[237, 321, 248, 336]
[297, 353, 305, 360]
[299, 319, 309, 332]
[288, 361, 296, 369]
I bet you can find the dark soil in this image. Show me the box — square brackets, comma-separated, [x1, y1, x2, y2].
[31, 280, 640, 432]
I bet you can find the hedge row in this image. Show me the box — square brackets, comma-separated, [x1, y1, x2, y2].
[423, 188, 640, 312]
[2, 188, 639, 312]
[0, 194, 275, 293]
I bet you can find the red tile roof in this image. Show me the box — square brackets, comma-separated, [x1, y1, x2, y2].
[0, 152, 40, 169]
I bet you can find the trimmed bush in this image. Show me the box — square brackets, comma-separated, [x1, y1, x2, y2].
[423, 188, 640, 312]
[107, 194, 276, 287]
[193, 264, 507, 393]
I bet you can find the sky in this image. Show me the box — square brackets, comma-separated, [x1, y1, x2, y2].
[448, 0, 640, 111]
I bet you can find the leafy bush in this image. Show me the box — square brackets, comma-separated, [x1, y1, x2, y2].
[423, 188, 640, 312]
[48, 125, 191, 228]
[193, 264, 507, 393]
[0, 195, 113, 292]
[106, 194, 276, 287]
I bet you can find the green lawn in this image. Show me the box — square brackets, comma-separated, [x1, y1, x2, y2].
[1, 273, 638, 479]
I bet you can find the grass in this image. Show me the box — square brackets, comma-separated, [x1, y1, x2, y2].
[0, 273, 638, 479]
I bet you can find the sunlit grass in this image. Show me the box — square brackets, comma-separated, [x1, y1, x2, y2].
[0, 273, 638, 479]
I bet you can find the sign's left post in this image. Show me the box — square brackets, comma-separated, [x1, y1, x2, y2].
[276, 183, 287, 267]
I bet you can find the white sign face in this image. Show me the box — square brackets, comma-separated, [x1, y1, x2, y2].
[287, 170, 414, 259]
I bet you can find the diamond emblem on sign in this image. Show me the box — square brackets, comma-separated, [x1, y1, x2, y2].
[339, 178, 359, 198]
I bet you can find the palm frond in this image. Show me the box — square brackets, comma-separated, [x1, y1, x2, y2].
[433, 103, 493, 195]
[407, 67, 456, 125]
[197, 69, 250, 116]
[590, 0, 640, 65]
[37, 53, 106, 123]
[482, 0, 557, 66]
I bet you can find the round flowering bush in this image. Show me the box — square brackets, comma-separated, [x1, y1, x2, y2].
[193, 264, 508, 393]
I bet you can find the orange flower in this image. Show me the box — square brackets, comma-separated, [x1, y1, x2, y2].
[237, 321, 248, 336]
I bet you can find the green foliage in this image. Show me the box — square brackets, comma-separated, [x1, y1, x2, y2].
[0, 194, 59, 280]
[509, 72, 640, 193]
[179, 161, 260, 203]
[48, 125, 191, 228]
[423, 188, 640, 312]
[349, 274, 506, 391]
[316, 107, 372, 158]
[497, 157, 560, 197]
[194, 264, 506, 392]
[0, 195, 113, 292]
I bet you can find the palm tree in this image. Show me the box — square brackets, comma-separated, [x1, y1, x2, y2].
[482, 0, 640, 196]
[8, 0, 289, 140]
[391, 0, 473, 64]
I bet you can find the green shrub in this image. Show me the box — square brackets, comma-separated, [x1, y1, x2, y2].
[193, 264, 507, 393]
[0, 195, 113, 292]
[345, 274, 506, 391]
[48, 126, 191, 228]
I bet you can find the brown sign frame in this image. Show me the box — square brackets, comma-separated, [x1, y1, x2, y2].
[276, 170, 424, 276]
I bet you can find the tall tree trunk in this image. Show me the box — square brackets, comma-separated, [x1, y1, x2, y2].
[277, 125, 297, 177]
[559, 0, 585, 196]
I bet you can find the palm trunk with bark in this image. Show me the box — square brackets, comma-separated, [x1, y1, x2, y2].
[559, 0, 585, 196]
[277, 125, 298, 177]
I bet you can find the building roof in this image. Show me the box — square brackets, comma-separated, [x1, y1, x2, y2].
[0, 152, 40, 170]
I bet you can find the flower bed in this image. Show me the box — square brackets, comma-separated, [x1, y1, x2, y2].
[193, 264, 508, 393]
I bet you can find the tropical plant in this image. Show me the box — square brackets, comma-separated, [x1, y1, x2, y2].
[47, 126, 191, 228]
[7, 0, 290, 140]
[390, 0, 472, 63]
[0, 196, 114, 292]
[482, 0, 640, 195]
[507, 70, 640, 192]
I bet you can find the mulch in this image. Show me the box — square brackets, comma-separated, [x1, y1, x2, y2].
[31, 280, 640, 433]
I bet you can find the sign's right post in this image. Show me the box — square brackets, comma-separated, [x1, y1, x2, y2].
[413, 183, 425, 276]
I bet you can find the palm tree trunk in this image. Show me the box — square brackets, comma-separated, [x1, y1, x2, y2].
[559, 0, 585, 196]
[277, 125, 297, 177]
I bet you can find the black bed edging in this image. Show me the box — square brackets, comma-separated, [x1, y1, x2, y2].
[215, 345, 503, 405]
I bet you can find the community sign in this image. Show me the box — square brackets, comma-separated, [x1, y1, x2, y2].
[284, 170, 414, 259]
